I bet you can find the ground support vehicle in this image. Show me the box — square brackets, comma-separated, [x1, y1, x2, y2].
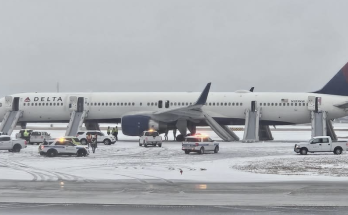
[0, 135, 27, 152]
[182, 135, 219, 154]
[77, 131, 116, 145]
[294, 136, 347, 155]
[139, 130, 162, 147]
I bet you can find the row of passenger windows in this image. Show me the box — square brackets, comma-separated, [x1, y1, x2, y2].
[259, 103, 307, 107]
[83, 102, 244, 107]
[21, 102, 308, 108]
[23, 103, 64, 106]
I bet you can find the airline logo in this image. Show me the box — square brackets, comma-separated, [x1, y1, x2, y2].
[24, 97, 30, 102]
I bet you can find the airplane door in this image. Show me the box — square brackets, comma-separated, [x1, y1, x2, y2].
[251, 101, 256, 112]
[77, 97, 84, 112]
[315, 97, 322, 112]
[308, 96, 315, 111]
[158, 100, 163, 108]
[12, 97, 20, 111]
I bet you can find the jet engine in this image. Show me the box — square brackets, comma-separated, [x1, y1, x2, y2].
[121, 115, 167, 136]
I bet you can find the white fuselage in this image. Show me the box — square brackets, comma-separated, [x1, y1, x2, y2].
[0, 91, 347, 125]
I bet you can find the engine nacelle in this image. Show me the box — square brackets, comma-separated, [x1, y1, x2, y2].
[121, 115, 167, 136]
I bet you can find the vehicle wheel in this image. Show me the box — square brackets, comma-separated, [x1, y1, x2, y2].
[139, 142, 142, 146]
[185, 150, 190, 154]
[104, 139, 111, 145]
[80, 139, 87, 145]
[12, 144, 21, 153]
[334, 147, 343, 155]
[300, 148, 308, 155]
[214, 146, 219, 153]
[77, 149, 87, 157]
[143, 141, 147, 147]
[199, 147, 205, 154]
[39, 152, 45, 156]
[158, 144, 162, 147]
[47, 149, 57, 157]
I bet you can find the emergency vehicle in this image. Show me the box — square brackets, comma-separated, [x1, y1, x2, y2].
[139, 130, 162, 147]
[182, 134, 219, 154]
[39, 138, 89, 157]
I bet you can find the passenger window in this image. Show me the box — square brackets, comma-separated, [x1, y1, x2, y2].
[228, 103, 231, 106]
[236, 103, 239, 106]
[125, 103, 127, 106]
[106, 103, 108, 106]
[275, 103, 277, 106]
[271, 103, 274, 106]
[140, 102, 142, 106]
[217, 103, 219, 106]
[322, 138, 329, 143]
[267, 103, 270, 106]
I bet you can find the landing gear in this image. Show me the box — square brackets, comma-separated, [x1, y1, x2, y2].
[176, 134, 184, 142]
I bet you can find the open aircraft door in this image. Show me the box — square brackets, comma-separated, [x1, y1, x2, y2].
[69, 96, 84, 112]
[4, 96, 14, 111]
[308, 96, 321, 112]
[251, 101, 257, 112]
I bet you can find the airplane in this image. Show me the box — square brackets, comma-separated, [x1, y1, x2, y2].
[1, 62, 348, 141]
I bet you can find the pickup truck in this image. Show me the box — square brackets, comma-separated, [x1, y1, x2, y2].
[294, 136, 347, 155]
[0, 135, 27, 153]
[139, 130, 162, 147]
[182, 135, 219, 154]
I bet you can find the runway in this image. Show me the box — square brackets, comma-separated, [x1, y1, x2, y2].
[1, 203, 347, 215]
[1, 181, 348, 206]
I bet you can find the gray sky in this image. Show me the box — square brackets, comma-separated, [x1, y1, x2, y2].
[1, 0, 348, 97]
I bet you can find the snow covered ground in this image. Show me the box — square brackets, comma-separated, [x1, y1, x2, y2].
[1, 127, 348, 183]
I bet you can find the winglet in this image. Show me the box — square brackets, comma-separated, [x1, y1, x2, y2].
[250, 87, 254, 92]
[194, 83, 211, 105]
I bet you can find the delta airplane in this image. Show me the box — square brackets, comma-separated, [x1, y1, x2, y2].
[1, 62, 348, 141]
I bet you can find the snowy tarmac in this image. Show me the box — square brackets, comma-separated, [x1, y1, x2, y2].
[1, 126, 348, 210]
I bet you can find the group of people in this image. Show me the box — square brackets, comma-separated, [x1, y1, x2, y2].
[107, 126, 118, 141]
[85, 126, 118, 154]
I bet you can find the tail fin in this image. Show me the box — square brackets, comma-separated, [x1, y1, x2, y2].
[315, 62, 348, 96]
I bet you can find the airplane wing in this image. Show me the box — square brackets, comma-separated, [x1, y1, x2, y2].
[152, 83, 211, 119]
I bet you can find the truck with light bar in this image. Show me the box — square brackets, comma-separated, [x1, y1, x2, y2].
[182, 134, 219, 154]
[139, 130, 162, 147]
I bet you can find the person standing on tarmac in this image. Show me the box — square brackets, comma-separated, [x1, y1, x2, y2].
[23, 130, 29, 141]
[173, 129, 177, 141]
[107, 126, 111, 135]
[91, 133, 98, 153]
[115, 126, 119, 141]
[86, 133, 92, 148]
